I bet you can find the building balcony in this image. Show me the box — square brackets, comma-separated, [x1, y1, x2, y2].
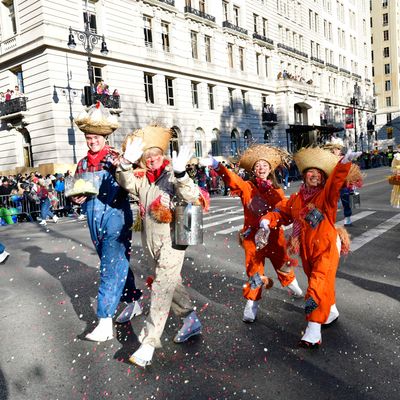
[262, 112, 278, 125]
[310, 56, 325, 66]
[252, 33, 274, 48]
[277, 43, 308, 60]
[339, 68, 351, 75]
[92, 94, 121, 110]
[142, 0, 176, 11]
[326, 63, 339, 71]
[222, 21, 248, 37]
[352, 73, 362, 80]
[184, 6, 216, 25]
[0, 97, 28, 119]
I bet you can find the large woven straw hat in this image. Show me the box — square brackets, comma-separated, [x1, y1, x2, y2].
[323, 137, 344, 151]
[239, 144, 290, 172]
[294, 147, 338, 177]
[122, 125, 172, 154]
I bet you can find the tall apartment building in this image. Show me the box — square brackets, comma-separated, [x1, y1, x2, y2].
[0, 0, 374, 171]
[370, 0, 399, 149]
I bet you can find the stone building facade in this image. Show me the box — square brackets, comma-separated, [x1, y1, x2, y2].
[0, 0, 374, 171]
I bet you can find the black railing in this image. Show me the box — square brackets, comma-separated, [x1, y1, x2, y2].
[252, 32, 274, 45]
[184, 6, 215, 22]
[310, 56, 325, 65]
[0, 97, 27, 117]
[277, 43, 308, 58]
[159, 0, 175, 6]
[365, 78, 371, 84]
[92, 94, 120, 109]
[262, 112, 278, 123]
[326, 63, 338, 70]
[222, 21, 248, 35]
[339, 68, 351, 75]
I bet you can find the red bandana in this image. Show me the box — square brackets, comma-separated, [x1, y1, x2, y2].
[87, 145, 110, 168]
[146, 159, 170, 183]
[255, 178, 273, 193]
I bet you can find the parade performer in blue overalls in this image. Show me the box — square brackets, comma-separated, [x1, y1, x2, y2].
[71, 130, 142, 342]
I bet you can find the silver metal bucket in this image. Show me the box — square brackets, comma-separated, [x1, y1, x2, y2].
[173, 204, 203, 245]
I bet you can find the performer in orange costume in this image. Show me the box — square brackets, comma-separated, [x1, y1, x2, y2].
[260, 147, 361, 347]
[210, 145, 303, 323]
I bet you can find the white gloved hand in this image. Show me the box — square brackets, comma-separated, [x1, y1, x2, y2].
[123, 137, 145, 164]
[209, 155, 219, 169]
[260, 219, 270, 230]
[172, 145, 193, 173]
[341, 149, 362, 164]
[160, 192, 170, 208]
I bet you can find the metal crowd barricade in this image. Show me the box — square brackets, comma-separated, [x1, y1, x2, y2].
[0, 191, 69, 223]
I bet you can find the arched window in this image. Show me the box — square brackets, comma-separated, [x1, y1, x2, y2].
[211, 128, 220, 155]
[230, 129, 239, 156]
[169, 126, 180, 155]
[244, 129, 252, 149]
[194, 127, 204, 157]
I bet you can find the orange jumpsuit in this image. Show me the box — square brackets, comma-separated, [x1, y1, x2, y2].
[262, 162, 351, 323]
[217, 164, 296, 301]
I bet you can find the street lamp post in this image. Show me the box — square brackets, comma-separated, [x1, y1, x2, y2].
[67, 12, 108, 105]
[350, 82, 360, 151]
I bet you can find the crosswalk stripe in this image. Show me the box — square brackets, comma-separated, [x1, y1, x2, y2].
[203, 215, 244, 229]
[204, 206, 240, 218]
[350, 213, 400, 252]
[335, 211, 376, 226]
[214, 210, 377, 235]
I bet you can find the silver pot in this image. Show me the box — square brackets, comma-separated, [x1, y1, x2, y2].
[173, 204, 203, 245]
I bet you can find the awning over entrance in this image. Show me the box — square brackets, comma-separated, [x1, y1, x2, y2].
[286, 124, 344, 152]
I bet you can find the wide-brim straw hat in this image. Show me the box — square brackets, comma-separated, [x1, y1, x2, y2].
[239, 144, 290, 172]
[122, 125, 172, 154]
[294, 147, 338, 177]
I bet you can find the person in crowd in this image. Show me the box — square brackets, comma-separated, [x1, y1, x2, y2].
[210, 144, 303, 324]
[0, 178, 12, 196]
[259, 147, 361, 348]
[96, 80, 104, 95]
[0, 92, 5, 102]
[14, 85, 23, 97]
[37, 179, 59, 226]
[70, 130, 142, 342]
[4, 89, 12, 101]
[0, 242, 10, 264]
[115, 125, 204, 368]
[112, 89, 119, 97]
[324, 137, 363, 226]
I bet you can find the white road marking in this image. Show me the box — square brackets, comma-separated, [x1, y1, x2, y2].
[203, 215, 244, 229]
[350, 213, 400, 252]
[336, 211, 376, 226]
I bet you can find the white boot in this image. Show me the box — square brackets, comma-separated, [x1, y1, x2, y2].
[324, 304, 339, 325]
[243, 300, 259, 323]
[129, 343, 155, 368]
[53, 215, 59, 223]
[85, 317, 114, 342]
[300, 321, 321, 348]
[287, 278, 303, 298]
[0, 251, 10, 264]
[39, 220, 47, 226]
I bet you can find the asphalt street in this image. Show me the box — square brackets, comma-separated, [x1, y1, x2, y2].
[0, 166, 399, 400]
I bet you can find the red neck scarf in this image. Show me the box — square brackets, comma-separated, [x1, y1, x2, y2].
[87, 145, 110, 168]
[255, 177, 273, 193]
[146, 159, 170, 183]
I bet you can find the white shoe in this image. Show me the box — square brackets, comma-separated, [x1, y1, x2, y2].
[324, 304, 339, 325]
[39, 220, 47, 226]
[53, 215, 59, 223]
[0, 251, 10, 264]
[115, 301, 143, 323]
[243, 299, 258, 323]
[129, 344, 154, 368]
[344, 217, 352, 226]
[78, 214, 86, 221]
[173, 311, 202, 343]
[85, 318, 114, 342]
[300, 321, 321, 347]
[287, 278, 303, 298]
